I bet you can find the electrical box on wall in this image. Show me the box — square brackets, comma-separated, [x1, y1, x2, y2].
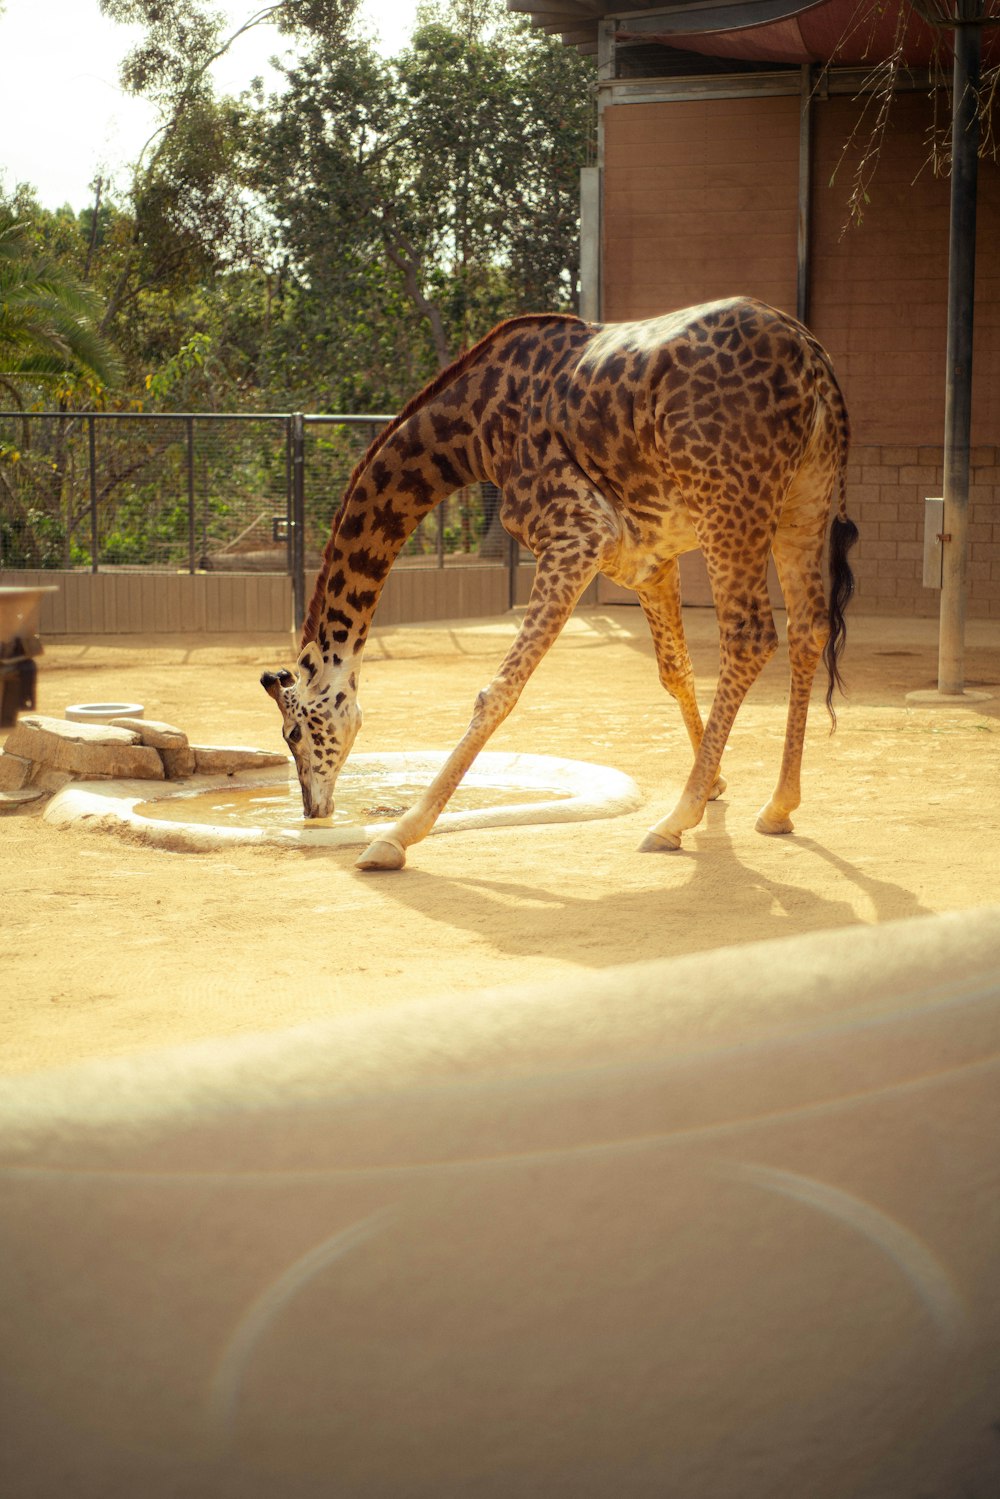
[923, 497, 945, 589]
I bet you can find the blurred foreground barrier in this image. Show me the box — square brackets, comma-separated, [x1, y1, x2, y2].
[2, 908, 999, 1499]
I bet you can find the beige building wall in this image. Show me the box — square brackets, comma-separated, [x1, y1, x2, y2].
[602, 96, 799, 321]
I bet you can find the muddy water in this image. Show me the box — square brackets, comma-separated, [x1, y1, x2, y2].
[136, 769, 569, 831]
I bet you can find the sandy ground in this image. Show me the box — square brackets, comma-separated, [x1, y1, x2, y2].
[2, 605, 998, 1076]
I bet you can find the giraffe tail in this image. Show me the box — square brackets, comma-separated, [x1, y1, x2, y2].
[813, 345, 857, 728]
[823, 513, 859, 728]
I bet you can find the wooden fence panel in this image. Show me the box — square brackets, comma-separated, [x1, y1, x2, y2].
[0, 566, 523, 636]
[0, 571, 292, 636]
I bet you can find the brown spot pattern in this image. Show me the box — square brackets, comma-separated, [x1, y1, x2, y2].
[267, 297, 855, 856]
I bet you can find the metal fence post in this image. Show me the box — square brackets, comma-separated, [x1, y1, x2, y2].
[291, 413, 306, 632]
[88, 416, 99, 573]
[186, 416, 196, 575]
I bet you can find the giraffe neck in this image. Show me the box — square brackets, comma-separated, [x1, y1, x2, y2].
[301, 314, 584, 675]
[305, 408, 479, 674]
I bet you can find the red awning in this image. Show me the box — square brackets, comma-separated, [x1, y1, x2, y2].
[615, 0, 1000, 67]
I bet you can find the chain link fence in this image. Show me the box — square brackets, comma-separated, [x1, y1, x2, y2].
[0, 411, 514, 622]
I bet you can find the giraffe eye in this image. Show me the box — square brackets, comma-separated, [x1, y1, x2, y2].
[286, 724, 302, 746]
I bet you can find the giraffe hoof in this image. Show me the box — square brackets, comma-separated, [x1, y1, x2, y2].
[755, 807, 794, 836]
[708, 773, 727, 801]
[639, 829, 682, 853]
[355, 836, 407, 871]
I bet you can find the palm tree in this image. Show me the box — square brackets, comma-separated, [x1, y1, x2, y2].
[0, 223, 122, 405]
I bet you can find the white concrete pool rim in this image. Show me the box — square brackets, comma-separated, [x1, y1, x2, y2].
[42, 750, 643, 851]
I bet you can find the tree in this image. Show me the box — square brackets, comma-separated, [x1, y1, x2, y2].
[250, 0, 595, 405]
[77, 1, 368, 409]
[2, 0, 594, 417]
[0, 221, 121, 405]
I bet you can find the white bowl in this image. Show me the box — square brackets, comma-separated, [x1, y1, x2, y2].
[64, 702, 145, 724]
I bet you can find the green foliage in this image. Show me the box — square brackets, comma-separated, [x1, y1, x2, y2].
[0, 220, 123, 403]
[250, 0, 594, 398]
[0, 0, 594, 567]
[143, 331, 212, 402]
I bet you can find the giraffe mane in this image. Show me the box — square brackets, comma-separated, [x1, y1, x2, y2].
[298, 312, 585, 651]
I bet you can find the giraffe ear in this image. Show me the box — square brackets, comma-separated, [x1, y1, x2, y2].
[296, 641, 324, 689]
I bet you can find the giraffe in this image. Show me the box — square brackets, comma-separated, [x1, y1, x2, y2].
[261, 296, 858, 871]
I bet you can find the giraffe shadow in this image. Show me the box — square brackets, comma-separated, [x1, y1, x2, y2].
[348, 801, 932, 971]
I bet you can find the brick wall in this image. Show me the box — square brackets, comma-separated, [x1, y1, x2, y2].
[811, 93, 1000, 449]
[811, 92, 1000, 617]
[600, 90, 1000, 619]
[845, 444, 1000, 618]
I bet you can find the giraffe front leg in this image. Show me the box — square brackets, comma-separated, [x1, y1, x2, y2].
[639, 688, 740, 852]
[354, 833, 408, 871]
[355, 543, 604, 871]
[354, 684, 514, 871]
[639, 756, 723, 852]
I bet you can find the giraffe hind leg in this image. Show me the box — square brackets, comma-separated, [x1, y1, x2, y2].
[641, 567, 779, 852]
[755, 524, 830, 836]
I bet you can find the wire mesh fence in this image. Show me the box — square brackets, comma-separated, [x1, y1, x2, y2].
[0, 413, 294, 574]
[300, 417, 508, 575]
[0, 412, 511, 588]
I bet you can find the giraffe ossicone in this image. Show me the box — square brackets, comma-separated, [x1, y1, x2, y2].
[261, 297, 858, 870]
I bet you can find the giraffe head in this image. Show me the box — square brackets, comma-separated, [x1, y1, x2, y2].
[260, 641, 363, 819]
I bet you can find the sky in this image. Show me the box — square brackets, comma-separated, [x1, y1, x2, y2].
[0, 0, 421, 212]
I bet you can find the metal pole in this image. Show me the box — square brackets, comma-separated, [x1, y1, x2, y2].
[285, 418, 294, 576]
[291, 413, 306, 633]
[938, 5, 982, 694]
[187, 416, 196, 575]
[88, 416, 99, 573]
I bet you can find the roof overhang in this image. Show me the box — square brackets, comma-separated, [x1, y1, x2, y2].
[508, 0, 1000, 64]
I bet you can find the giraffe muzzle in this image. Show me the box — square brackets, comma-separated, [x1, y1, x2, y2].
[300, 776, 335, 821]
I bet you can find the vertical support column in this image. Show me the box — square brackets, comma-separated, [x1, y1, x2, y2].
[596, 16, 616, 85]
[186, 416, 196, 575]
[291, 413, 307, 634]
[579, 167, 602, 322]
[88, 415, 99, 574]
[938, 6, 982, 695]
[589, 16, 616, 324]
[797, 64, 813, 325]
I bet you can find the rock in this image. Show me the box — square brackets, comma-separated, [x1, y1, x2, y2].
[28, 766, 74, 794]
[6, 714, 140, 754]
[5, 716, 163, 780]
[109, 717, 189, 750]
[0, 751, 33, 791]
[192, 746, 290, 775]
[0, 784, 47, 812]
[161, 746, 198, 779]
